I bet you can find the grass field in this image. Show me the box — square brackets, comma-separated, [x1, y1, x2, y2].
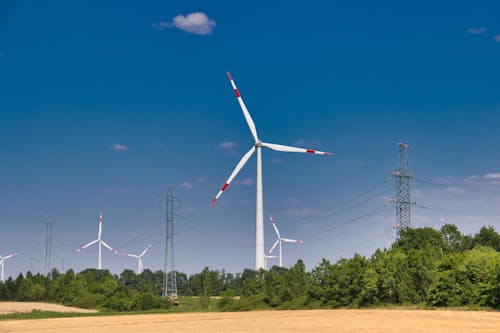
[0, 309, 498, 333]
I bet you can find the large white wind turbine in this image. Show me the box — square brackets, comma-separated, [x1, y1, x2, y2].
[0, 252, 17, 282]
[76, 211, 118, 270]
[211, 72, 331, 269]
[267, 215, 303, 267]
[122, 244, 152, 274]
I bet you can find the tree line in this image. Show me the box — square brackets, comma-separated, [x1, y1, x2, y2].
[0, 225, 498, 311]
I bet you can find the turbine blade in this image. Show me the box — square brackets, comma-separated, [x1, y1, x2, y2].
[261, 142, 332, 155]
[101, 240, 118, 255]
[269, 215, 281, 238]
[76, 239, 98, 253]
[281, 238, 303, 243]
[140, 244, 152, 257]
[268, 240, 279, 254]
[3, 253, 17, 260]
[227, 72, 259, 142]
[123, 253, 139, 258]
[211, 146, 256, 205]
[98, 210, 103, 239]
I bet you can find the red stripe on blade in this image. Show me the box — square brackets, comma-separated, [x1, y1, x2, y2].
[210, 198, 217, 206]
[306, 149, 315, 154]
[227, 72, 233, 80]
[234, 89, 240, 98]
[221, 183, 229, 191]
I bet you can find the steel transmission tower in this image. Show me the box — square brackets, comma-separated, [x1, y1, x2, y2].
[44, 214, 54, 277]
[162, 186, 178, 301]
[392, 142, 414, 231]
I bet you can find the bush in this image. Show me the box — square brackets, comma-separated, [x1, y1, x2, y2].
[71, 293, 104, 309]
[219, 294, 267, 311]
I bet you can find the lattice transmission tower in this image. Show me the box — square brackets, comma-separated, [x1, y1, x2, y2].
[44, 214, 54, 277]
[392, 142, 414, 232]
[162, 186, 178, 301]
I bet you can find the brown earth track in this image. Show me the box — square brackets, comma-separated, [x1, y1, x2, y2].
[0, 302, 97, 314]
[1, 309, 498, 333]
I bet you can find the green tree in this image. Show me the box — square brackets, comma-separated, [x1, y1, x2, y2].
[199, 267, 211, 309]
[473, 226, 500, 251]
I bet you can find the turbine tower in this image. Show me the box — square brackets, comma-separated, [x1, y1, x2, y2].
[211, 72, 331, 270]
[123, 244, 152, 274]
[392, 142, 414, 231]
[267, 215, 303, 267]
[75, 211, 118, 269]
[0, 253, 17, 282]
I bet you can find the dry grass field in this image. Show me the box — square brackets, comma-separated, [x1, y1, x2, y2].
[0, 302, 97, 314]
[0, 309, 498, 333]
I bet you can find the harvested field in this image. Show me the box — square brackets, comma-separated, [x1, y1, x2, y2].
[0, 302, 97, 314]
[1, 309, 498, 333]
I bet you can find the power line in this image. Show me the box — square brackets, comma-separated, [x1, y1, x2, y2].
[415, 204, 500, 219]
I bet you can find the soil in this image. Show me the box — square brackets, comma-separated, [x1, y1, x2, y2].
[1, 309, 498, 333]
[0, 302, 97, 314]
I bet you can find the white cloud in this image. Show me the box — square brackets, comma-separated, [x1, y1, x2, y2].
[110, 143, 128, 152]
[180, 181, 193, 190]
[445, 186, 467, 195]
[494, 35, 500, 43]
[153, 12, 216, 35]
[217, 141, 236, 149]
[467, 27, 487, 34]
[295, 139, 321, 147]
[484, 173, 500, 180]
[278, 198, 300, 207]
[235, 178, 254, 186]
[282, 208, 330, 218]
[152, 22, 169, 31]
[102, 188, 134, 195]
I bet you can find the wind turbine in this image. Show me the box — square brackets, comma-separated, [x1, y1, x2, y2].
[267, 215, 303, 267]
[211, 72, 331, 269]
[76, 211, 118, 270]
[0, 253, 18, 282]
[264, 253, 278, 269]
[122, 244, 152, 274]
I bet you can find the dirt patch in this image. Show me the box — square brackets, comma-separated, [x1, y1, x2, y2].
[0, 309, 498, 333]
[0, 302, 97, 314]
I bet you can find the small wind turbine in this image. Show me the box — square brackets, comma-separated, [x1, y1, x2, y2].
[211, 72, 331, 269]
[0, 253, 18, 282]
[267, 215, 303, 267]
[441, 217, 446, 226]
[76, 211, 118, 270]
[264, 253, 278, 269]
[123, 244, 152, 274]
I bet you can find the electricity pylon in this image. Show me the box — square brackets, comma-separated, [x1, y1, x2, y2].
[392, 142, 414, 232]
[162, 186, 178, 304]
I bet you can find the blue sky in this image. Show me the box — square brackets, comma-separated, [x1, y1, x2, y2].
[1, 0, 500, 277]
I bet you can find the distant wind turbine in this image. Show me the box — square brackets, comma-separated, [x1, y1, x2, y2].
[268, 215, 303, 267]
[0, 252, 18, 282]
[264, 253, 278, 269]
[123, 244, 152, 274]
[76, 211, 118, 270]
[211, 72, 331, 269]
